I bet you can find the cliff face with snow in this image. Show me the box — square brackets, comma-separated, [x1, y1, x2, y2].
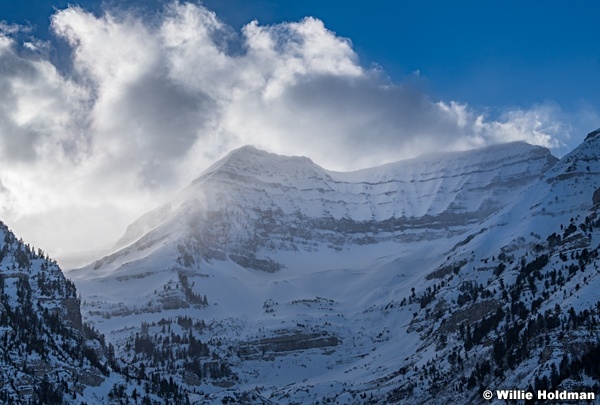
[0, 221, 112, 402]
[24, 133, 593, 404]
[86, 142, 557, 276]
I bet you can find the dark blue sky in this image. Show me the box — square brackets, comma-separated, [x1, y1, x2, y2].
[1, 0, 599, 140]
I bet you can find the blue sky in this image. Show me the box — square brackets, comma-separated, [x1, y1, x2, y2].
[0, 0, 598, 255]
[4, 0, 599, 129]
[207, 1, 600, 110]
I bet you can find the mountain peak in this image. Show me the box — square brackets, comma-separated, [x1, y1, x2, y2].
[223, 145, 314, 164]
[585, 127, 600, 141]
[225, 144, 266, 157]
[194, 145, 318, 185]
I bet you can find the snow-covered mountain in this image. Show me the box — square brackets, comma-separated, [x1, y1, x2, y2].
[62, 136, 600, 403]
[69, 142, 556, 321]
[80, 141, 556, 275]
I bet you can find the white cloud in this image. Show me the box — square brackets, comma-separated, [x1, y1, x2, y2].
[435, 101, 567, 152]
[0, 2, 575, 259]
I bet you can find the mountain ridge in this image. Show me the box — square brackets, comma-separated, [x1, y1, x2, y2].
[96, 141, 557, 277]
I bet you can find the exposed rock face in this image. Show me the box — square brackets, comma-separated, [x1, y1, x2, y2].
[64, 296, 83, 330]
[238, 331, 339, 359]
[0, 221, 110, 402]
[584, 127, 600, 141]
[593, 188, 600, 205]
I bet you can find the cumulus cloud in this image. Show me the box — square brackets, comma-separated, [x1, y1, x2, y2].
[0, 2, 574, 258]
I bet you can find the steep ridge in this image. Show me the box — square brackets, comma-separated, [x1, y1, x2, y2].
[388, 130, 600, 403]
[445, 128, 600, 264]
[0, 221, 113, 403]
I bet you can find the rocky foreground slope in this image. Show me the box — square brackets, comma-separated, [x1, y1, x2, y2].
[0, 221, 113, 402]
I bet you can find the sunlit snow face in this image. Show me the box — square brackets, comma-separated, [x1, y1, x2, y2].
[0, 2, 575, 257]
